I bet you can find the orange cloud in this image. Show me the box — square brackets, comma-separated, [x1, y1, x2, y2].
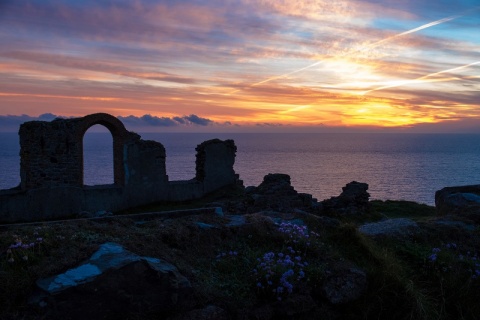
[1, 0, 479, 132]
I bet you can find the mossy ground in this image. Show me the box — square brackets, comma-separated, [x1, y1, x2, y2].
[1, 197, 479, 319]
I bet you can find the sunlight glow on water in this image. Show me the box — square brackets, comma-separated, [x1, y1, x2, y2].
[2, 132, 480, 205]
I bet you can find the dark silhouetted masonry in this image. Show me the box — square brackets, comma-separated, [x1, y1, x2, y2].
[0, 113, 239, 223]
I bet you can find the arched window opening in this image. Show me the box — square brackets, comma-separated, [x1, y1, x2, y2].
[83, 124, 114, 186]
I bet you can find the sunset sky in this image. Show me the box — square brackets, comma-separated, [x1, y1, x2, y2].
[0, 0, 479, 132]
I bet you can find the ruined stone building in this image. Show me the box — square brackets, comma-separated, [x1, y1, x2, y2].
[0, 113, 239, 223]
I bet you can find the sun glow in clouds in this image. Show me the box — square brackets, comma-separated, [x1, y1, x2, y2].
[0, 1, 479, 131]
[363, 61, 480, 95]
[229, 10, 477, 94]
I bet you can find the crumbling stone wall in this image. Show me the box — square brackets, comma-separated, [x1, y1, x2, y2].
[0, 113, 238, 223]
[124, 138, 168, 186]
[19, 113, 136, 189]
[195, 139, 237, 193]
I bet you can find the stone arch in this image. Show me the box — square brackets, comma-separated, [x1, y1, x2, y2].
[75, 113, 129, 186]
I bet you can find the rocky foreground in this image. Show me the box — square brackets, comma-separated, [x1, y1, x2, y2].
[1, 174, 480, 320]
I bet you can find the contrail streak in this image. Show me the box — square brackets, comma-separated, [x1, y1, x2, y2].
[362, 61, 480, 95]
[373, 15, 461, 47]
[228, 6, 480, 95]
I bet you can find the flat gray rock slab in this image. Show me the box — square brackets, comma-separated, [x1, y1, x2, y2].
[33, 242, 193, 319]
[36, 242, 187, 294]
[358, 218, 418, 237]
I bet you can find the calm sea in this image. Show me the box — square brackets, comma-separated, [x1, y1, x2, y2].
[2, 132, 480, 206]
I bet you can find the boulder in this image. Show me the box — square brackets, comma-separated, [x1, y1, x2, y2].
[435, 185, 480, 221]
[320, 267, 367, 304]
[321, 181, 371, 215]
[358, 218, 419, 237]
[33, 242, 193, 319]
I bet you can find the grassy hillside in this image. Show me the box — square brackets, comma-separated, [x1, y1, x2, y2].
[1, 196, 479, 319]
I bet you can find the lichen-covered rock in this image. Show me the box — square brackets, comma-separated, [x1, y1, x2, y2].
[321, 181, 371, 215]
[321, 267, 367, 304]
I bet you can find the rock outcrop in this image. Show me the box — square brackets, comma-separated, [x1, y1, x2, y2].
[321, 181, 371, 215]
[245, 174, 315, 213]
[435, 185, 480, 222]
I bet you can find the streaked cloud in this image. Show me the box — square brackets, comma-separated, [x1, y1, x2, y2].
[0, 0, 479, 132]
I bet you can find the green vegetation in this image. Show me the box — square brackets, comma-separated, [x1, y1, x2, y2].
[117, 184, 246, 214]
[1, 200, 479, 319]
[371, 199, 436, 220]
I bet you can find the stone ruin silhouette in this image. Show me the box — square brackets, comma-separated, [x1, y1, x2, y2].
[0, 113, 239, 223]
